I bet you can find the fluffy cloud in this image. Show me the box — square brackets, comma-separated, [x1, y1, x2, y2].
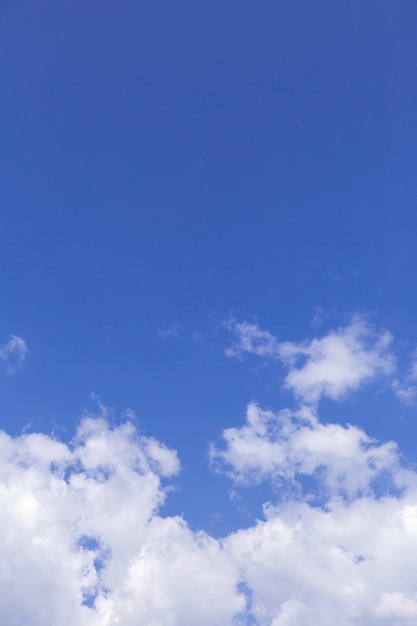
[210, 398, 417, 625]
[225, 317, 395, 404]
[0, 412, 245, 626]
[226, 491, 417, 626]
[3, 317, 417, 625]
[279, 318, 394, 403]
[0, 334, 28, 373]
[210, 403, 410, 498]
[2, 400, 417, 624]
[212, 314, 417, 623]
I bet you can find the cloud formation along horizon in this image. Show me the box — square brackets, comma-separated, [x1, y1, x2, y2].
[2, 320, 417, 624]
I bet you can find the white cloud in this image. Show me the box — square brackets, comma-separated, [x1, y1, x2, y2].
[0, 334, 28, 373]
[310, 306, 326, 328]
[211, 399, 417, 625]
[279, 318, 394, 403]
[226, 491, 417, 626]
[213, 314, 417, 622]
[210, 402, 410, 498]
[224, 319, 280, 359]
[391, 379, 417, 405]
[0, 411, 245, 626]
[108, 516, 244, 625]
[373, 592, 417, 620]
[3, 313, 417, 624]
[225, 317, 395, 404]
[2, 400, 417, 624]
[391, 349, 417, 405]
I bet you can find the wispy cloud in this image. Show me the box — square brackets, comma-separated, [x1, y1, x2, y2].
[0, 334, 28, 373]
[224, 319, 280, 359]
[157, 322, 182, 339]
[390, 349, 417, 405]
[391, 379, 417, 405]
[157, 323, 203, 342]
[310, 306, 327, 328]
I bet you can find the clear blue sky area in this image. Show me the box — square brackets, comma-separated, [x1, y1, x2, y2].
[1, 0, 417, 534]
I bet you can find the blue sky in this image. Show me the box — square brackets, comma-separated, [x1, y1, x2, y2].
[1, 0, 417, 623]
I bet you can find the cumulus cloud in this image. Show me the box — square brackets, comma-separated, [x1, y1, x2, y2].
[0, 411, 245, 626]
[226, 491, 417, 626]
[225, 317, 395, 404]
[279, 318, 394, 403]
[3, 399, 417, 624]
[4, 316, 417, 624]
[210, 317, 417, 622]
[210, 398, 417, 625]
[210, 403, 411, 497]
[0, 334, 28, 373]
